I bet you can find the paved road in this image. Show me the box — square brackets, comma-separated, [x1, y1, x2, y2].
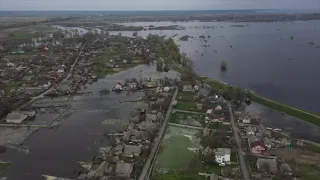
[138, 88, 178, 180]
[24, 44, 86, 107]
[229, 106, 251, 180]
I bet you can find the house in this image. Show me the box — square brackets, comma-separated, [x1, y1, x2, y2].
[246, 126, 256, 135]
[145, 113, 157, 122]
[215, 148, 231, 164]
[206, 109, 213, 114]
[214, 105, 222, 111]
[203, 127, 211, 137]
[6, 111, 36, 124]
[256, 158, 277, 174]
[194, 85, 199, 91]
[280, 138, 291, 147]
[280, 163, 292, 174]
[249, 136, 268, 154]
[257, 124, 272, 138]
[137, 121, 158, 132]
[263, 137, 272, 149]
[183, 85, 193, 92]
[123, 145, 142, 156]
[238, 114, 251, 124]
[0, 89, 4, 97]
[115, 162, 133, 177]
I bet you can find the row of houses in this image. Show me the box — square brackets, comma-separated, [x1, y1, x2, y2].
[78, 89, 170, 179]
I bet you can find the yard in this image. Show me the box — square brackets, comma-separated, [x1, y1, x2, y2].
[170, 111, 205, 126]
[207, 123, 231, 131]
[175, 101, 198, 111]
[154, 126, 201, 171]
[177, 91, 198, 101]
[296, 164, 320, 180]
[2, 83, 20, 94]
[152, 126, 229, 180]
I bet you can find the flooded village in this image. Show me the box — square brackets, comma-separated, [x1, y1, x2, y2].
[0, 12, 320, 180]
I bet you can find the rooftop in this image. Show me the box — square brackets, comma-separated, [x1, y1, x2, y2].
[115, 162, 133, 177]
[123, 145, 142, 156]
[215, 148, 231, 156]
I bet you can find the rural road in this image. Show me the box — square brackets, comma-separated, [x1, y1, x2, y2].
[229, 106, 251, 180]
[138, 88, 178, 180]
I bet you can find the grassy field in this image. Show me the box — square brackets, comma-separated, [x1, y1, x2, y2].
[154, 126, 201, 170]
[251, 94, 320, 126]
[202, 162, 221, 175]
[170, 111, 205, 124]
[177, 91, 198, 101]
[175, 101, 198, 111]
[0, 25, 57, 41]
[297, 164, 320, 180]
[3, 84, 20, 94]
[207, 123, 231, 131]
[153, 126, 224, 180]
[0, 161, 11, 173]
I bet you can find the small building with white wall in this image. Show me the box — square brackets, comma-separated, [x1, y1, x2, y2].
[215, 148, 231, 165]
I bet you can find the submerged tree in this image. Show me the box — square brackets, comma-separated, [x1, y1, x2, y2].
[132, 32, 138, 37]
[156, 59, 163, 72]
[220, 60, 228, 72]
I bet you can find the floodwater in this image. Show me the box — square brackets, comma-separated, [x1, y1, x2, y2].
[0, 65, 152, 180]
[109, 21, 320, 142]
[112, 21, 320, 114]
[246, 102, 320, 143]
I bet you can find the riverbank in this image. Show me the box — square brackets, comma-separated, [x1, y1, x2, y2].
[201, 74, 320, 127]
[168, 44, 320, 127]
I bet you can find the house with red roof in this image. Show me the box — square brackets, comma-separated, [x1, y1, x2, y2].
[248, 135, 268, 154]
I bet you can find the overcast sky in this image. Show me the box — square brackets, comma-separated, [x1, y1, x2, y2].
[1, 0, 320, 11]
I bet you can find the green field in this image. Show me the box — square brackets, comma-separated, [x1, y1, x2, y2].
[207, 123, 231, 131]
[252, 94, 320, 126]
[0, 161, 11, 173]
[154, 126, 201, 170]
[297, 164, 320, 180]
[170, 111, 205, 125]
[177, 91, 198, 101]
[175, 102, 198, 111]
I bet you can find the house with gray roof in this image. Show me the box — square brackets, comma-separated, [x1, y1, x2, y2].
[124, 145, 142, 156]
[256, 158, 277, 174]
[115, 162, 133, 177]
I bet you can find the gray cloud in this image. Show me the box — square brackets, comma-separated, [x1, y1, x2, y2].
[1, 0, 319, 10]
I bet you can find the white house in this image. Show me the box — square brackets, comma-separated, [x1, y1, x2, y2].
[215, 148, 231, 165]
[206, 109, 213, 114]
